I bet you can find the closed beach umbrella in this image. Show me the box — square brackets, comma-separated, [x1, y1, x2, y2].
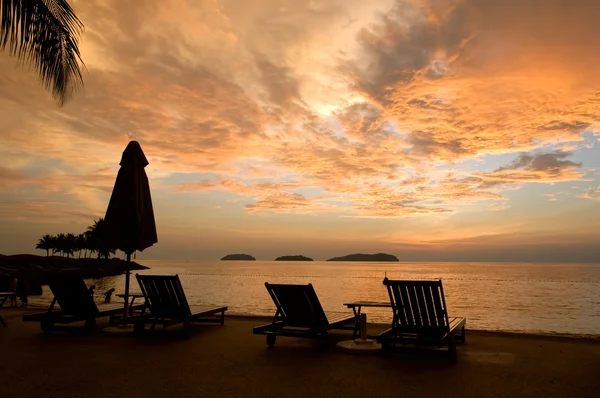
[103, 141, 158, 317]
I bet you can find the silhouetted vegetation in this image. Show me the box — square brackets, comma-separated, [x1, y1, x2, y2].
[221, 254, 256, 261]
[0, 0, 85, 105]
[36, 218, 117, 259]
[274, 255, 313, 261]
[327, 253, 399, 262]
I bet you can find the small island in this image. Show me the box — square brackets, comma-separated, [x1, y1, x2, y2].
[274, 255, 313, 261]
[327, 253, 399, 262]
[221, 254, 256, 261]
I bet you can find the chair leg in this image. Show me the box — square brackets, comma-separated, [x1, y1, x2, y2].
[448, 336, 457, 362]
[220, 310, 225, 325]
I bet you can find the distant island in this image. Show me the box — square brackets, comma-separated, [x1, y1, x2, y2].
[221, 254, 256, 261]
[327, 253, 399, 262]
[274, 255, 313, 261]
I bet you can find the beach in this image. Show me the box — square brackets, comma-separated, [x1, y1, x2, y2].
[1, 307, 599, 398]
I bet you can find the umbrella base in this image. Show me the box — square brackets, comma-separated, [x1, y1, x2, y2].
[336, 339, 382, 354]
[102, 324, 137, 336]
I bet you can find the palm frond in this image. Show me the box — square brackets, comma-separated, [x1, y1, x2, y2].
[0, 0, 85, 105]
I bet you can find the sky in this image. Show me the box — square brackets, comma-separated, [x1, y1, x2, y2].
[0, 0, 599, 262]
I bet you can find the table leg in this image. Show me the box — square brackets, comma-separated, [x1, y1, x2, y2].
[352, 306, 362, 339]
[358, 313, 367, 340]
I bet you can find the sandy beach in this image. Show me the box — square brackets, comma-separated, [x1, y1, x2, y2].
[1, 307, 599, 398]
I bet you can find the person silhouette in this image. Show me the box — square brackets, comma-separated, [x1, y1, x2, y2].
[88, 285, 96, 299]
[104, 288, 115, 303]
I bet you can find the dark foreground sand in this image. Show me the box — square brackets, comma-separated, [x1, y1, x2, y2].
[1, 307, 599, 398]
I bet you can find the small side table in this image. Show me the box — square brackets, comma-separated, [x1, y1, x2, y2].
[336, 301, 391, 353]
[344, 301, 391, 339]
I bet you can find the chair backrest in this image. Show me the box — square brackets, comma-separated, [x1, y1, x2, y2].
[48, 273, 99, 317]
[136, 274, 191, 319]
[383, 278, 450, 337]
[265, 283, 329, 328]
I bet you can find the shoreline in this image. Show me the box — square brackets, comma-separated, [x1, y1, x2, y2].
[222, 314, 600, 341]
[18, 305, 597, 342]
[0, 254, 148, 282]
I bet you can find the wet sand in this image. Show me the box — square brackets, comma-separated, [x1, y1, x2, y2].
[1, 307, 599, 398]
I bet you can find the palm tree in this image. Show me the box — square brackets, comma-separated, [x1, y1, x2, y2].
[76, 233, 85, 258]
[0, 0, 85, 105]
[87, 218, 111, 259]
[64, 233, 77, 257]
[52, 233, 67, 256]
[83, 230, 93, 258]
[35, 234, 53, 256]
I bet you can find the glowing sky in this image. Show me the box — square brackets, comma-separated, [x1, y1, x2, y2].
[0, 0, 599, 261]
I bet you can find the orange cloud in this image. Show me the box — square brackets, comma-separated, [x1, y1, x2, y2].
[246, 192, 332, 214]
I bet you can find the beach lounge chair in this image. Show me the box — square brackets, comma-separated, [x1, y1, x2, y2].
[22, 274, 142, 332]
[133, 274, 227, 333]
[377, 278, 466, 360]
[253, 282, 356, 347]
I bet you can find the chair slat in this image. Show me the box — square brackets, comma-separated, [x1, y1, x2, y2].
[416, 285, 430, 328]
[423, 285, 439, 328]
[399, 285, 414, 327]
[407, 285, 422, 328]
[431, 285, 447, 328]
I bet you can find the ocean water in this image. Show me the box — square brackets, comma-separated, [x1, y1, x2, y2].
[33, 260, 600, 335]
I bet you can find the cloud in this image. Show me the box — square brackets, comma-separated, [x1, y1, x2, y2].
[583, 185, 600, 200]
[245, 192, 332, 214]
[0, 200, 96, 224]
[472, 151, 583, 186]
[174, 179, 218, 193]
[0, 167, 32, 188]
[488, 202, 510, 211]
[345, 0, 600, 162]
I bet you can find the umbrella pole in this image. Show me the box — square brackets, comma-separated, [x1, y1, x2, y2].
[124, 252, 131, 319]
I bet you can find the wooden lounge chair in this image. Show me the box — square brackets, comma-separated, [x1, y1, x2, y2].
[134, 274, 227, 333]
[253, 282, 356, 347]
[377, 278, 466, 360]
[22, 274, 142, 332]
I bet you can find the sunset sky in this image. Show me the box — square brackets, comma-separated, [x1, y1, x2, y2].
[0, 0, 599, 262]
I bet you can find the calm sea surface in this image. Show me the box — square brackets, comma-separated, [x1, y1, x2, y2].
[33, 260, 600, 335]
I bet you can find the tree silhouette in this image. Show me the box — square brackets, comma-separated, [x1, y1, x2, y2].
[52, 233, 66, 256]
[64, 233, 77, 257]
[76, 233, 85, 258]
[35, 234, 53, 256]
[0, 0, 85, 105]
[35, 218, 119, 259]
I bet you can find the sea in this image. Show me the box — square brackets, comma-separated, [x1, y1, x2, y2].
[30, 260, 600, 336]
